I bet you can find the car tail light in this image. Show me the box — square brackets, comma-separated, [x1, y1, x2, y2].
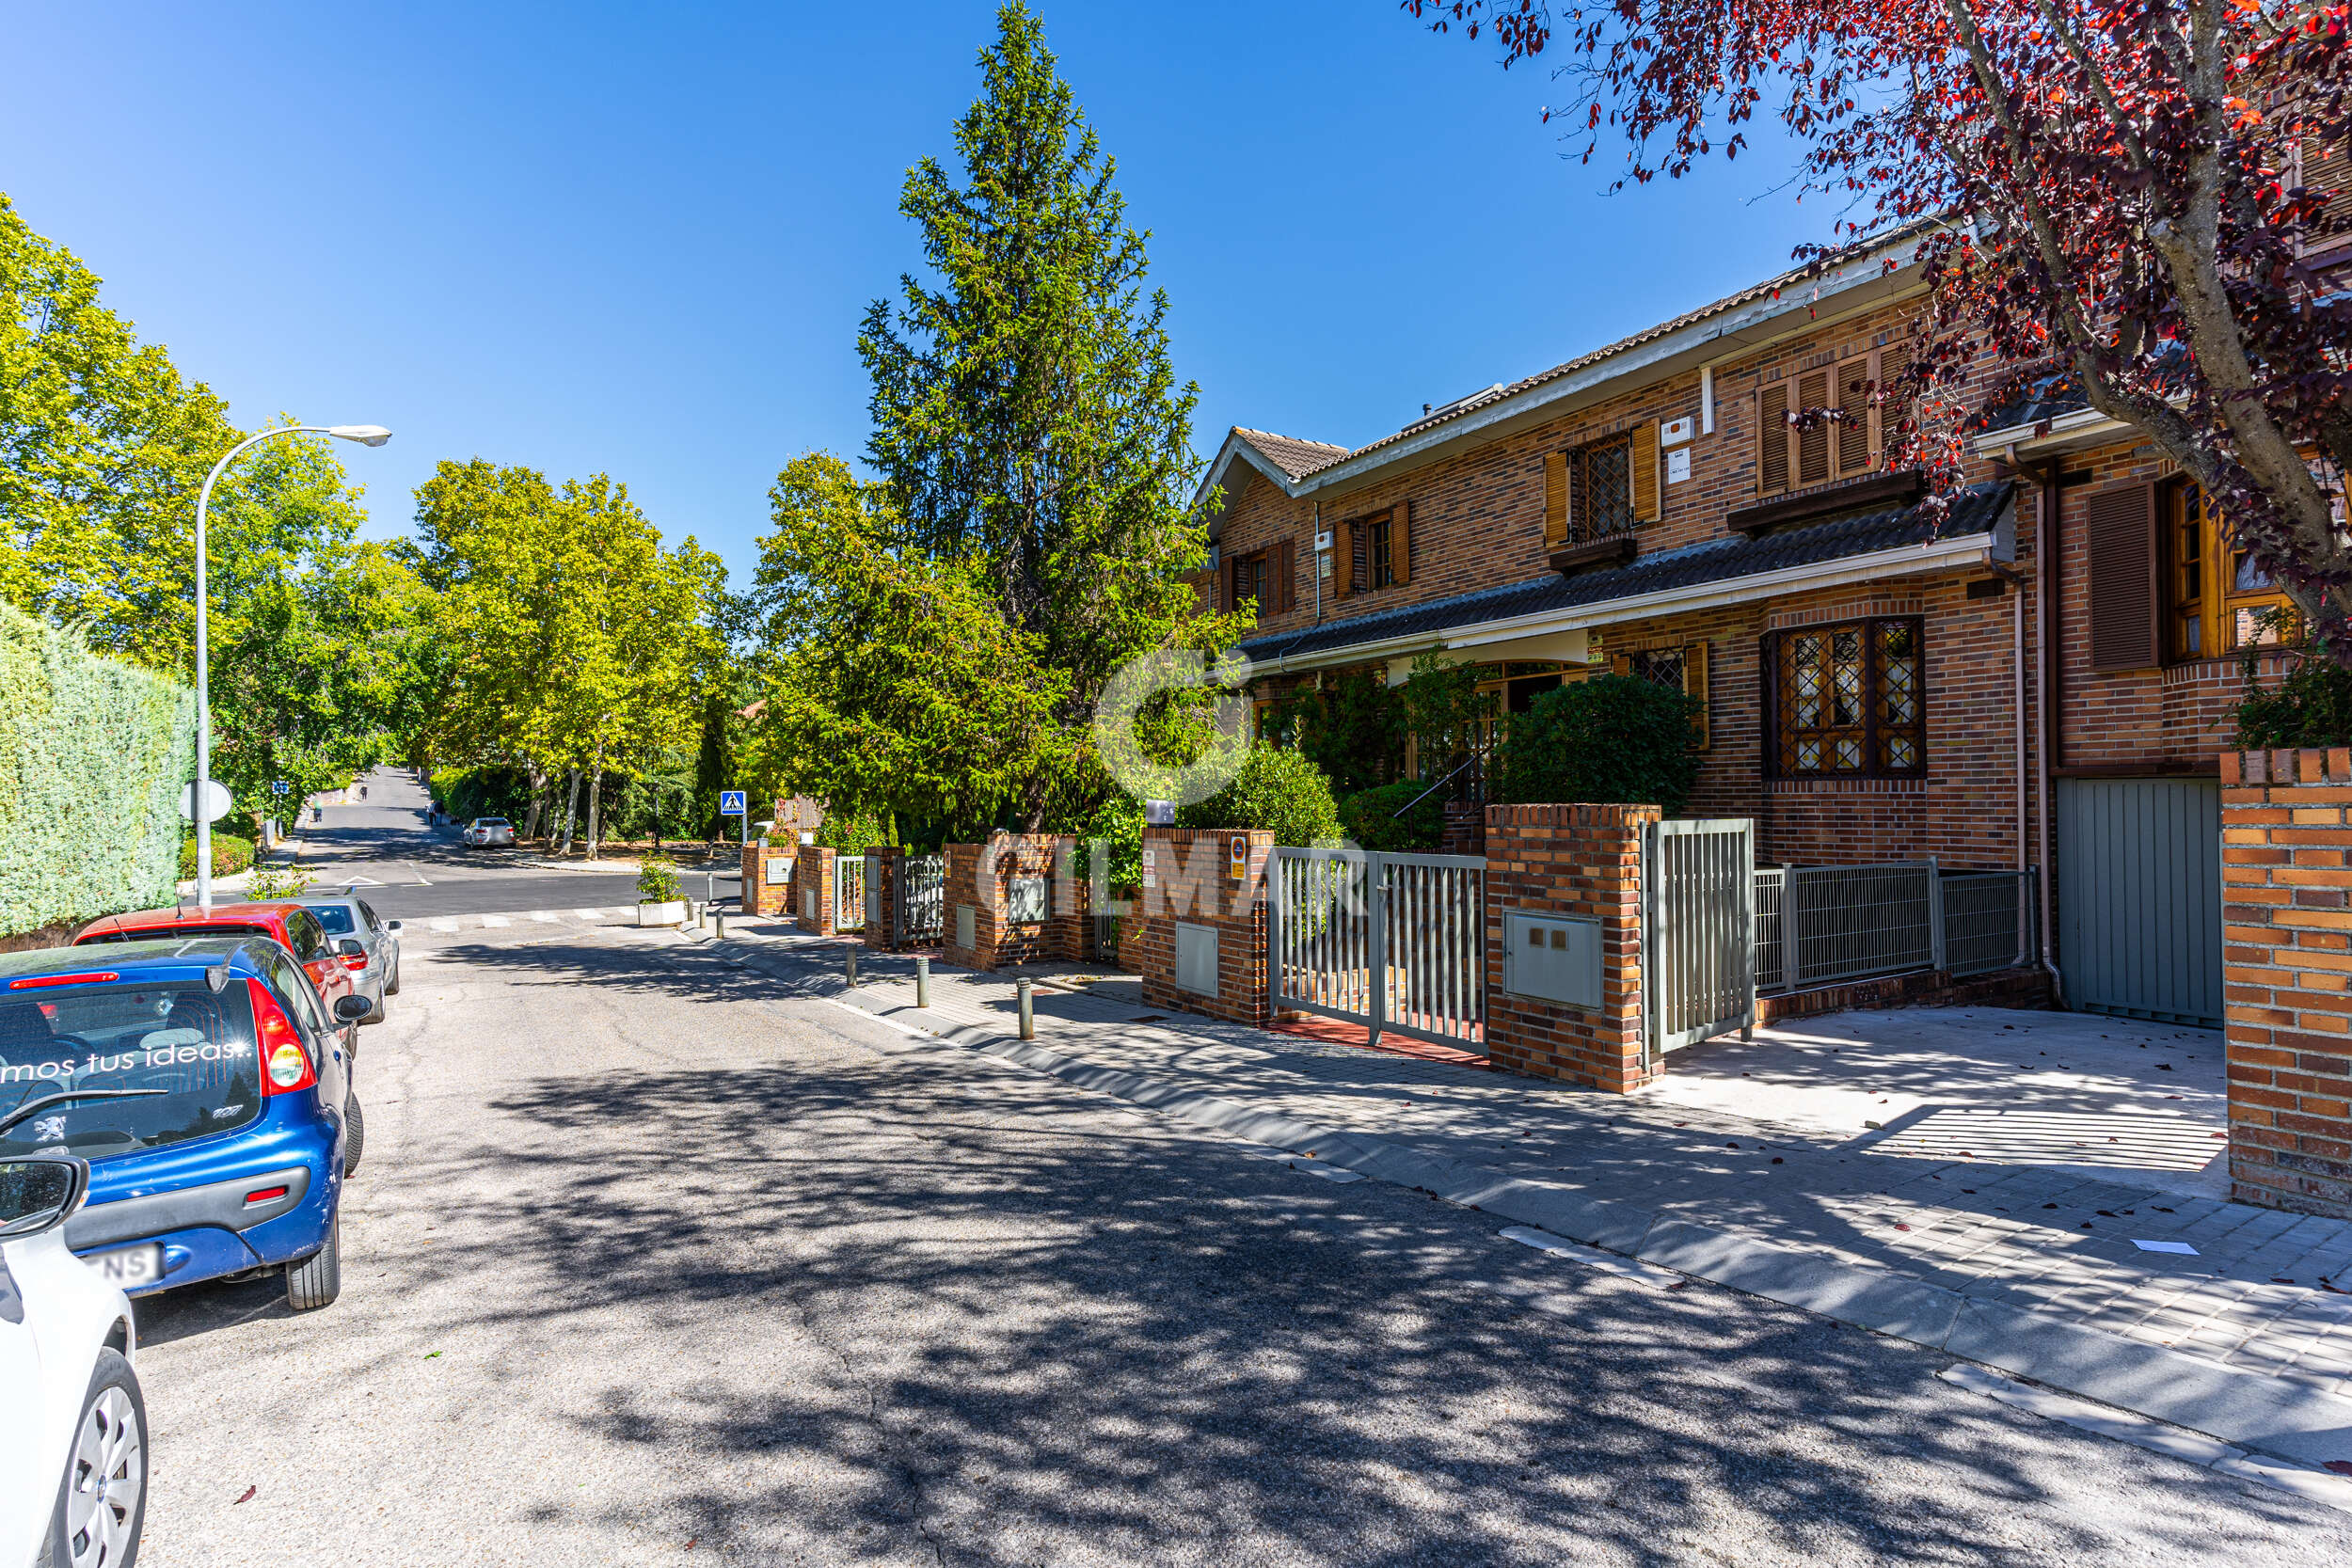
[341, 954, 367, 972]
[246, 978, 317, 1096]
[8, 972, 119, 990]
[244, 1184, 291, 1205]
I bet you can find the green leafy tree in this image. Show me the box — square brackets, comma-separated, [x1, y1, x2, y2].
[1178, 744, 1343, 847]
[1494, 676, 1704, 816]
[1336, 781, 1446, 853]
[852, 3, 1231, 827]
[1400, 647, 1496, 785]
[1277, 670, 1405, 795]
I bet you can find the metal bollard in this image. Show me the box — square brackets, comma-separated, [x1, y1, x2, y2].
[714, 911, 726, 940]
[846, 945, 859, 987]
[914, 955, 930, 1008]
[1017, 976, 1034, 1040]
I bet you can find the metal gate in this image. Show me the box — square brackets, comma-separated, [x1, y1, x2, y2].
[1644, 818, 1755, 1056]
[834, 853, 866, 932]
[896, 854, 945, 946]
[1269, 847, 1484, 1051]
[2056, 777, 2221, 1026]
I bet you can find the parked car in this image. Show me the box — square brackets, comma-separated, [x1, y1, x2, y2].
[463, 816, 515, 848]
[0, 1148, 145, 1568]
[75, 901, 362, 1059]
[0, 939, 364, 1312]
[299, 896, 403, 1023]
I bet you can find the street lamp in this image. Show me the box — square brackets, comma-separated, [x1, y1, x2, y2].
[192, 424, 393, 912]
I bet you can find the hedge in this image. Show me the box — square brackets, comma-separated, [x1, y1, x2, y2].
[0, 604, 196, 936]
[179, 834, 255, 880]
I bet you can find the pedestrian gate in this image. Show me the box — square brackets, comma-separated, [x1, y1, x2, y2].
[1269, 847, 1484, 1051]
[1644, 818, 1756, 1058]
[895, 853, 945, 946]
[834, 853, 866, 932]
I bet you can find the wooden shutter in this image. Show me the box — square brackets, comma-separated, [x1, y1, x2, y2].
[1274, 538, 1295, 612]
[1795, 368, 1833, 486]
[2087, 481, 2161, 671]
[1348, 520, 1368, 594]
[1544, 451, 1569, 546]
[1683, 641, 1711, 751]
[1757, 382, 1790, 497]
[1834, 353, 1878, 477]
[1390, 501, 1411, 587]
[1610, 652, 1631, 676]
[1631, 420, 1661, 523]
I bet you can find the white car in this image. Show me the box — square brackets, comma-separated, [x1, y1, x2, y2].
[1, 1152, 144, 1568]
[462, 816, 515, 848]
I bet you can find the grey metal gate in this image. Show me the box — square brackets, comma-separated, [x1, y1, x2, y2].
[1645, 818, 1755, 1056]
[834, 853, 866, 932]
[2056, 777, 2221, 1026]
[896, 854, 945, 945]
[1269, 847, 1484, 1051]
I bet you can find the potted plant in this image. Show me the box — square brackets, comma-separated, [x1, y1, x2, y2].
[635, 856, 687, 927]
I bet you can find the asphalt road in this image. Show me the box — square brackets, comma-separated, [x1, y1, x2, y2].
[286, 768, 739, 920]
[126, 914, 2352, 1567]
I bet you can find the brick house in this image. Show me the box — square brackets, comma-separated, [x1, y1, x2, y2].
[1199, 232, 2344, 1031]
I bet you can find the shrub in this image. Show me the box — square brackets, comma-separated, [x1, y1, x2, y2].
[2233, 645, 2352, 748]
[178, 834, 255, 880]
[1337, 782, 1446, 852]
[1178, 745, 1343, 847]
[246, 863, 316, 900]
[1494, 675, 1704, 816]
[1074, 793, 1143, 892]
[636, 856, 682, 903]
[1278, 670, 1405, 794]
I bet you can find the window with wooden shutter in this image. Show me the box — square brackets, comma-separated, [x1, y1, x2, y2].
[1834, 353, 1880, 477]
[1349, 519, 1368, 594]
[1274, 538, 1296, 612]
[1390, 501, 1410, 587]
[2086, 481, 2160, 671]
[1544, 450, 1569, 546]
[1565, 434, 1638, 540]
[1795, 367, 1833, 487]
[1630, 420, 1661, 523]
[2163, 481, 2294, 658]
[1767, 618, 1924, 777]
[1757, 381, 1790, 496]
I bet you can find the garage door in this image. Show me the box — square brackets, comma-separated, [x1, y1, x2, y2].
[2055, 777, 2221, 1026]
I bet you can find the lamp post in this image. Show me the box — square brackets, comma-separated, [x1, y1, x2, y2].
[193, 424, 392, 912]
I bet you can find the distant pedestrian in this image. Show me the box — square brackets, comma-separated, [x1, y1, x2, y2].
[358, 784, 368, 801]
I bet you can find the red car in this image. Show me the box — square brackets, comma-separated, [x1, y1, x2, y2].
[74, 901, 364, 1055]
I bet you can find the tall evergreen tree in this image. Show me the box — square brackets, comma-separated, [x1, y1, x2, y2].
[857, 2, 1211, 753]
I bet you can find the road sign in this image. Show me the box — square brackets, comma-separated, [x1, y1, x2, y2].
[179, 780, 232, 823]
[271, 780, 290, 795]
[719, 790, 747, 816]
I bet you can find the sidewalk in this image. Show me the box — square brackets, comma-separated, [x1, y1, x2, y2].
[695, 915, 2352, 1472]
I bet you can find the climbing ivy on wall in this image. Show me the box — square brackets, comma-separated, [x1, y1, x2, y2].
[0, 603, 195, 937]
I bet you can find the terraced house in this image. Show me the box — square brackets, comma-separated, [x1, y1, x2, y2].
[1199, 232, 2323, 1032]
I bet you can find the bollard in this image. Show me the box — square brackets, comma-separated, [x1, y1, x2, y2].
[1017, 976, 1034, 1040]
[846, 945, 859, 987]
[914, 955, 931, 1008]
[714, 911, 726, 941]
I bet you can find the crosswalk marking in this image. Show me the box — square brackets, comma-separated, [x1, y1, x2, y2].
[480, 914, 511, 927]
[574, 908, 604, 920]
[430, 918, 458, 932]
[530, 911, 558, 923]
[405, 907, 641, 938]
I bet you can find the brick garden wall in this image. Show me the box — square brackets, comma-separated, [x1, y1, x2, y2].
[741, 846, 793, 918]
[943, 835, 1085, 971]
[1481, 803, 1658, 1092]
[790, 847, 836, 936]
[2219, 748, 2352, 1219]
[1132, 828, 1276, 1027]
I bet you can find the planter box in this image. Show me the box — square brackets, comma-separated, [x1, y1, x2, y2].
[636, 900, 686, 927]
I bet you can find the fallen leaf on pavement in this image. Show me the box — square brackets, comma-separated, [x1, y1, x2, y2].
[235, 1487, 256, 1505]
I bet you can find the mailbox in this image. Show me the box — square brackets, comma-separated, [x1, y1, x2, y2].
[1502, 911, 1602, 1008]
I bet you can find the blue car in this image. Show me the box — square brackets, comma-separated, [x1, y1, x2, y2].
[0, 937, 366, 1311]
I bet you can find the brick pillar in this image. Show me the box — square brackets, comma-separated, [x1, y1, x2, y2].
[862, 847, 904, 950]
[742, 844, 794, 917]
[795, 847, 837, 935]
[1483, 802, 1659, 1092]
[1133, 828, 1274, 1025]
[2220, 749, 2352, 1218]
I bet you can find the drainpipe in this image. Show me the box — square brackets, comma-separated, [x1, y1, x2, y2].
[2033, 453, 2067, 1001]
[1986, 556, 2032, 967]
[1311, 501, 1324, 626]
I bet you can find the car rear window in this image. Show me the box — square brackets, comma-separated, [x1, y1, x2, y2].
[478, 818, 509, 827]
[0, 978, 262, 1159]
[310, 905, 357, 936]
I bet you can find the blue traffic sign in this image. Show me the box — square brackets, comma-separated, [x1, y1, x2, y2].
[719, 790, 747, 815]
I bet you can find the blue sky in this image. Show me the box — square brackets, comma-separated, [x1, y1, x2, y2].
[1, 1, 1824, 586]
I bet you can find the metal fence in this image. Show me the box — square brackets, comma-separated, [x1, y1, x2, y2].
[897, 854, 945, 945]
[1645, 819, 1756, 1054]
[1269, 847, 1484, 1051]
[1754, 863, 2037, 992]
[1090, 911, 1120, 964]
[834, 853, 866, 932]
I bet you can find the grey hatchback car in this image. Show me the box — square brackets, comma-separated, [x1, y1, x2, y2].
[299, 896, 403, 1023]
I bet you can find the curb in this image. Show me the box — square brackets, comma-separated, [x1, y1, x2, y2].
[713, 935, 2352, 1475]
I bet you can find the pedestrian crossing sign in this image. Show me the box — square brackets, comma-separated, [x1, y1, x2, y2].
[720, 790, 747, 815]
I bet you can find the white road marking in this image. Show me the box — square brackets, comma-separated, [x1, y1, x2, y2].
[575, 908, 605, 920]
[530, 911, 559, 923]
[480, 914, 511, 927]
[1937, 1363, 2352, 1512]
[820, 995, 937, 1040]
[430, 919, 458, 933]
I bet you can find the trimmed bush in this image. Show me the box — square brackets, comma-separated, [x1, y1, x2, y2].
[1178, 745, 1343, 847]
[1494, 675, 1703, 816]
[1337, 781, 1445, 852]
[1, 605, 196, 935]
[179, 834, 255, 880]
[636, 856, 682, 903]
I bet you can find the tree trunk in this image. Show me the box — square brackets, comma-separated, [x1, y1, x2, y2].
[521, 762, 548, 843]
[559, 768, 581, 854]
[585, 754, 605, 862]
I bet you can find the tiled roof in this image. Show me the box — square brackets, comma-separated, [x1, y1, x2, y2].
[1232, 428, 1352, 481]
[1234, 481, 2014, 666]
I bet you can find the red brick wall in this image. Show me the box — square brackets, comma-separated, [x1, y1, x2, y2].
[1133, 828, 1275, 1026]
[861, 848, 901, 951]
[792, 847, 836, 936]
[944, 835, 1082, 971]
[2219, 749, 2352, 1218]
[1482, 802, 1657, 1092]
[741, 846, 794, 918]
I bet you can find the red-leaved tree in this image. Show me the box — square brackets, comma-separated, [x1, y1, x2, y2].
[1407, 0, 2352, 655]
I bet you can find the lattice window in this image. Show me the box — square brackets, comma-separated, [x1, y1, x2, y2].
[1575, 436, 1636, 539]
[1771, 617, 1924, 778]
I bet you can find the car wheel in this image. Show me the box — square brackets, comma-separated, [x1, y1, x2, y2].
[342, 1092, 366, 1176]
[385, 956, 401, 997]
[286, 1215, 342, 1310]
[43, 1348, 146, 1568]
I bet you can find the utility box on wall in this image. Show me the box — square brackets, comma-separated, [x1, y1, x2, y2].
[956, 903, 977, 953]
[1173, 922, 1219, 996]
[1502, 911, 1602, 1009]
